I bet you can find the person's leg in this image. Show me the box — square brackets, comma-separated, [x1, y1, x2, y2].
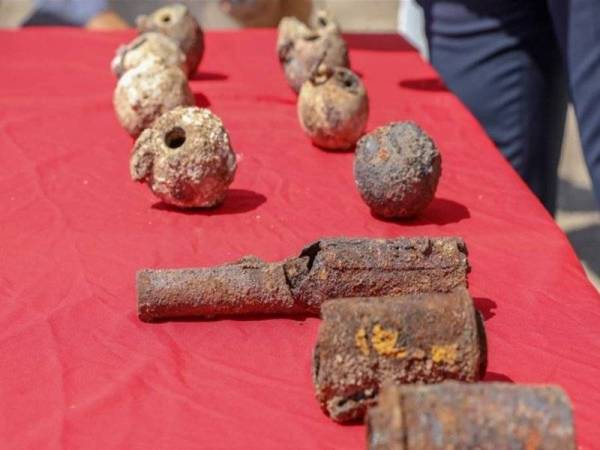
[548, 0, 600, 207]
[419, 0, 567, 213]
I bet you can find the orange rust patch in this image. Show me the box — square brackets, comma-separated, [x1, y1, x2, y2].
[355, 327, 370, 356]
[431, 344, 458, 364]
[371, 324, 407, 358]
[377, 148, 390, 161]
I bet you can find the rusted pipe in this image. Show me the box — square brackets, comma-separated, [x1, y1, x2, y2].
[137, 236, 469, 321]
[367, 382, 575, 450]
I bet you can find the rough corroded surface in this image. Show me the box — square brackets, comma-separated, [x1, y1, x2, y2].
[137, 236, 469, 322]
[289, 237, 469, 313]
[138, 256, 296, 321]
[313, 289, 486, 422]
[277, 10, 350, 93]
[136, 3, 204, 76]
[113, 60, 194, 137]
[298, 65, 369, 150]
[367, 382, 576, 450]
[130, 106, 237, 208]
[111, 32, 187, 78]
[354, 122, 442, 218]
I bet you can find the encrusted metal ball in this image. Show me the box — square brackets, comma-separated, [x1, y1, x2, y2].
[111, 32, 187, 78]
[113, 59, 194, 137]
[277, 10, 349, 93]
[130, 106, 237, 208]
[136, 3, 204, 76]
[354, 121, 442, 218]
[298, 65, 368, 150]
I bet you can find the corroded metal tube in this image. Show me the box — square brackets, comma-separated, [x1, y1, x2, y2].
[137, 236, 469, 321]
[367, 382, 575, 450]
[312, 288, 486, 422]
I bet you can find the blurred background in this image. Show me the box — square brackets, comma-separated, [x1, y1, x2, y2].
[1, 0, 598, 289]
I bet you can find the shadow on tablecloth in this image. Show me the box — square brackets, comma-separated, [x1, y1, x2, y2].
[151, 188, 266, 215]
[370, 198, 470, 226]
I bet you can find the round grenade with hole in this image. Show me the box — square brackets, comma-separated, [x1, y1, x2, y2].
[298, 65, 368, 150]
[113, 59, 194, 137]
[277, 10, 349, 93]
[136, 4, 204, 77]
[354, 121, 442, 218]
[111, 32, 187, 78]
[130, 106, 237, 208]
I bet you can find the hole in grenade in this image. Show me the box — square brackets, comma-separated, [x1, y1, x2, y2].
[165, 127, 186, 149]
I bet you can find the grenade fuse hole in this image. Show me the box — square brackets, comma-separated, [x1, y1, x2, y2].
[161, 14, 171, 23]
[165, 127, 186, 149]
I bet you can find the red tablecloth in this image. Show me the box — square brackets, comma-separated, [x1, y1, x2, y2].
[1, 28, 599, 449]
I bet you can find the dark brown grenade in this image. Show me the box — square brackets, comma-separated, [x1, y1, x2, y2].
[354, 121, 441, 218]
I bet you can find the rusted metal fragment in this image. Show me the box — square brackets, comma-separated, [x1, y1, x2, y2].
[137, 236, 469, 321]
[313, 289, 486, 422]
[289, 237, 469, 314]
[138, 256, 297, 321]
[367, 382, 575, 450]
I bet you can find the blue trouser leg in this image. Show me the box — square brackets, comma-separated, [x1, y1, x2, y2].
[548, 0, 600, 208]
[418, 0, 568, 214]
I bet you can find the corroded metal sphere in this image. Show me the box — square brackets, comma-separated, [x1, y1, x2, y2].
[298, 65, 368, 150]
[136, 3, 204, 76]
[130, 106, 237, 208]
[113, 60, 194, 137]
[111, 32, 187, 78]
[354, 121, 442, 218]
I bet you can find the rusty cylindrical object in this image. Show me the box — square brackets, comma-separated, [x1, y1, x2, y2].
[313, 289, 486, 422]
[137, 236, 469, 322]
[298, 65, 369, 150]
[367, 382, 576, 450]
[111, 32, 187, 78]
[136, 3, 204, 76]
[277, 10, 350, 93]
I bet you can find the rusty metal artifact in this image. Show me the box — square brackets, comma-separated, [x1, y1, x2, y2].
[367, 382, 575, 450]
[111, 32, 187, 78]
[137, 236, 469, 322]
[130, 106, 237, 208]
[354, 121, 442, 218]
[113, 60, 194, 137]
[313, 289, 486, 422]
[277, 10, 350, 93]
[298, 64, 369, 150]
[136, 3, 204, 76]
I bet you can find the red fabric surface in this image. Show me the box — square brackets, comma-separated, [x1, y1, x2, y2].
[1, 28, 599, 449]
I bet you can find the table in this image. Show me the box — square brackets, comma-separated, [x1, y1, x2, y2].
[1, 29, 599, 449]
